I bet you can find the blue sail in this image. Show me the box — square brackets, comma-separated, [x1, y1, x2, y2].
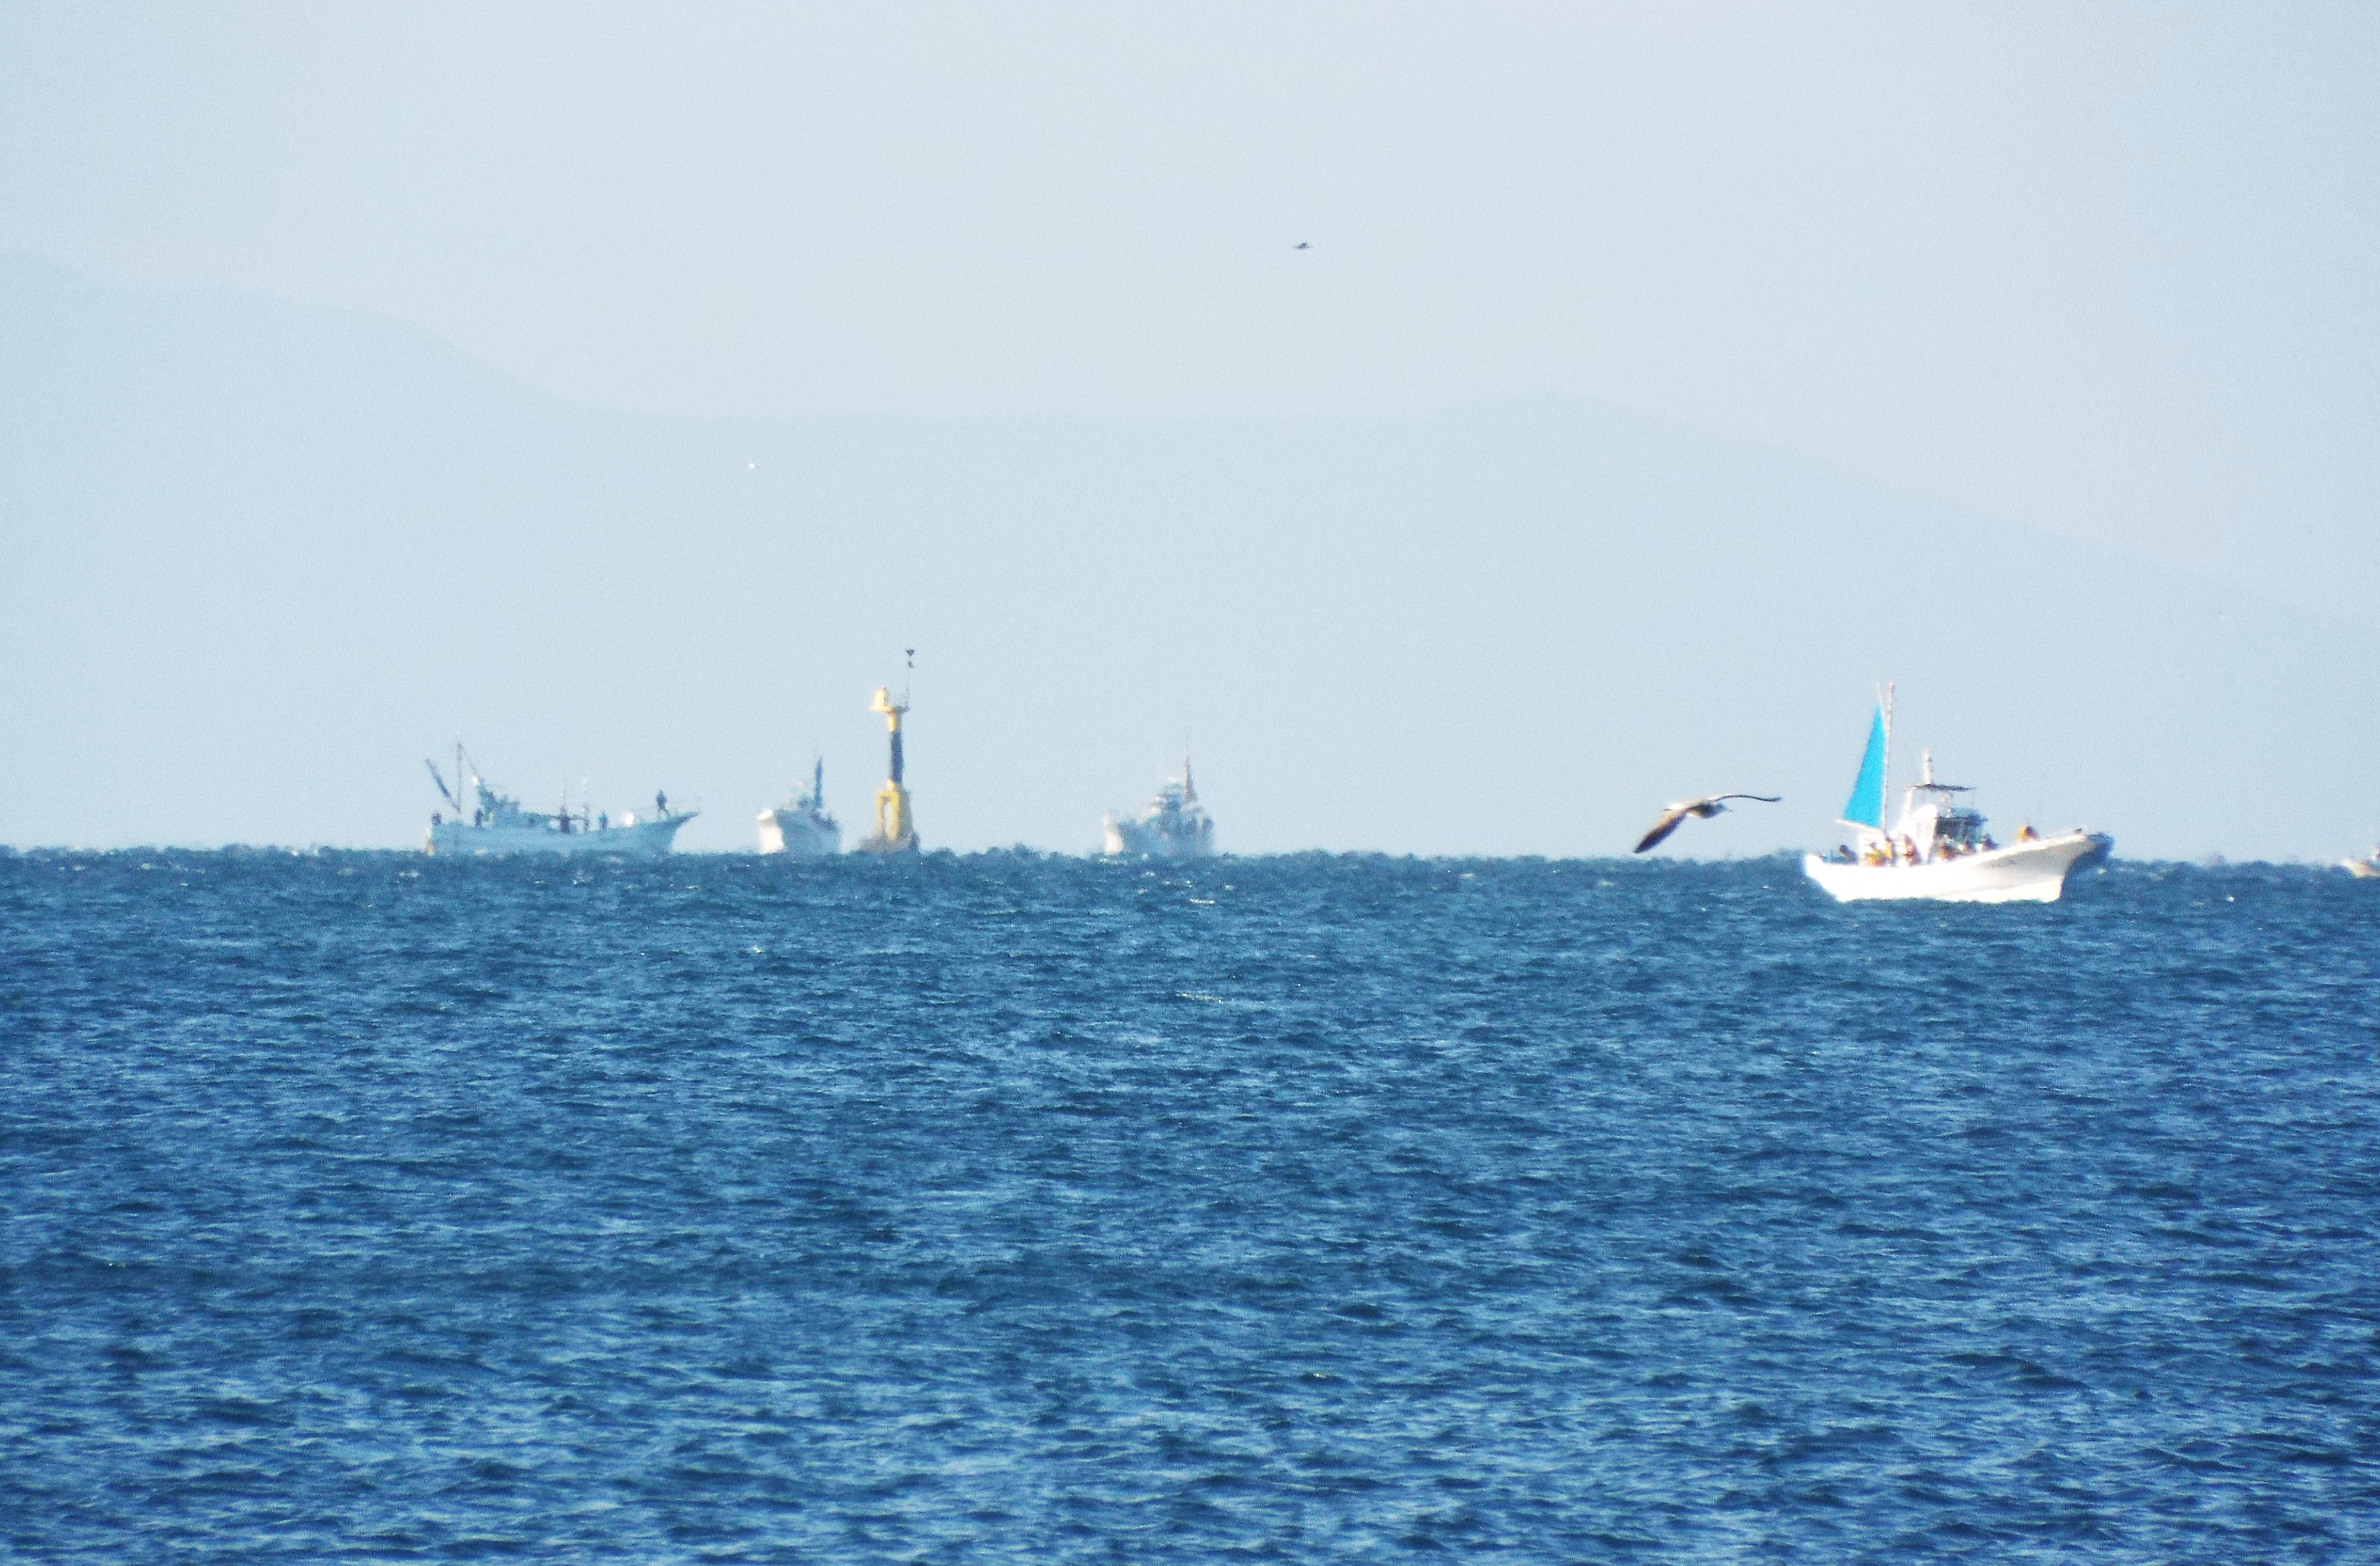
[1840, 705, 1887, 828]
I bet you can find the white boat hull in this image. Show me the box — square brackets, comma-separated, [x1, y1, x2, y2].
[758, 808, 838, 857]
[1103, 815, 1213, 859]
[426, 813, 691, 858]
[2345, 858, 2380, 880]
[1803, 830, 2110, 903]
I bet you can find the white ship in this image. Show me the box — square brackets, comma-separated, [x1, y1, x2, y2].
[1802, 688, 2110, 903]
[423, 747, 694, 858]
[758, 758, 840, 857]
[2344, 850, 2380, 880]
[1103, 751, 1215, 859]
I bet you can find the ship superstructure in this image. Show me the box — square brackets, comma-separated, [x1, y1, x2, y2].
[857, 674, 919, 854]
[424, 745, 694, 857]
[1103, 750, 1215, 859]
[758, 757, 840, 857]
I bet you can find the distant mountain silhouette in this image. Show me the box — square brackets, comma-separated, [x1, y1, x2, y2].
[5, 253, 2373, 857]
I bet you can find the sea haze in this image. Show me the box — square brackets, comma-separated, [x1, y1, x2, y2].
[4, 851, 2376, 1560]
[7, 255, 2380, 859]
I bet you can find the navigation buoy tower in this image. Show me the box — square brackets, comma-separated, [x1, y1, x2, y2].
[859, 654, 919, 853]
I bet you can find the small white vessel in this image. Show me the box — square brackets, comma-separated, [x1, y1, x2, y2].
[1802, 688, 2110, 904]
[424, 747, 693, 858]
[1103, 751, 1215, 859]
[2344, 850, 2380, 880]
[758, 758, 840, 857]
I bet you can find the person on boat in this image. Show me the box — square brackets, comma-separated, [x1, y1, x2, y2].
[656, 790, 669, 815]
[2017, 823, 2039, 842]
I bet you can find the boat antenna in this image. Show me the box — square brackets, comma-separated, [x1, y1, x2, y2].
[903, 647, 915, 707]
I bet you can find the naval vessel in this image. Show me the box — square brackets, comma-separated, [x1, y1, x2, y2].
[1103, 752, 1215, 859]
[758, 758, 840, 856]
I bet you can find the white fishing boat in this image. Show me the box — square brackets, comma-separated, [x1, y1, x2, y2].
[423, 746, 694, 858]
[1802, 688, 2110, 904]
[758, 758, 840, 857]
[2344, 850, 2380, 880]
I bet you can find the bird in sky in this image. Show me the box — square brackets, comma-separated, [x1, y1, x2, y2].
[1294, 241, 1311, 249]
[1633, 794, 1781, 854]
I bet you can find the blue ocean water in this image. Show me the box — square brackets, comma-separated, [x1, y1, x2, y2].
[3, 851, 2377, 1561]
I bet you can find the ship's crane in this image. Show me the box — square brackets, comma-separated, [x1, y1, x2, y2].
[424, 758, 460, 811]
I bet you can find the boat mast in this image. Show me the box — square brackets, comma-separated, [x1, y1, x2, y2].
[1880, 680, 1894, 838]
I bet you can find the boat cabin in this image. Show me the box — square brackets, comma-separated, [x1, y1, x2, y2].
[1885, 750, 1995, 863]
[1897, 781, 1990, 860]
[1831, 749, 1998, 865]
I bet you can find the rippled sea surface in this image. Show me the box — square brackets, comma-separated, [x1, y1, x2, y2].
[5, 851, 2379, 1561]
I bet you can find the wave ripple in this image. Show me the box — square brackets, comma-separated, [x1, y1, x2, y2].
[4, 852, 2377, 1560]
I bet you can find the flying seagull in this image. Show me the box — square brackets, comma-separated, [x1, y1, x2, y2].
[1294, 241, 1311, 249]
[1633, 793, 1781, 854]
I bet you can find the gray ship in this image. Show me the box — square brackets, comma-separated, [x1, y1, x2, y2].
[758, 758, 841, 857]
[1102, 751, 1216, 859]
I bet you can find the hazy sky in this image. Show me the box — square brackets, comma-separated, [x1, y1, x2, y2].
[6, 3, 2377, 625]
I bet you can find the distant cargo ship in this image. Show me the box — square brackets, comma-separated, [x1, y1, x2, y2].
[758, 758, 840, 857]
[1103, 752, 1215, 859]
[424, 747, 693, 857]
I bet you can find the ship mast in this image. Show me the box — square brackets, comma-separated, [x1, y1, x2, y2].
[1880, 680, 1895, 839]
